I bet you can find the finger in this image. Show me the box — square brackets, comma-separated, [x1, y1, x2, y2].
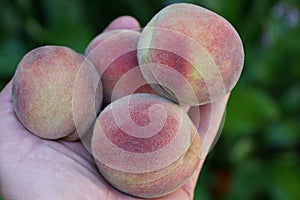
[103, 15, 141, 32]
[179, 158, 205, 200]
[188, 94, 230, 158]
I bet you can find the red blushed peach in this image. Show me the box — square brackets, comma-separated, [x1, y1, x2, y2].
[91, 93, 201, 198]
[138, 3, 244, 106]
[12, 46, 102, 140]
[85, 29, 155, 106]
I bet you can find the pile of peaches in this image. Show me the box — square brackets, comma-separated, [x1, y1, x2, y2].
[11, 3, 244, 198]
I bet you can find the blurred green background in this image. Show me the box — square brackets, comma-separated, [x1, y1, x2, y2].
[0, 0, 299, 199]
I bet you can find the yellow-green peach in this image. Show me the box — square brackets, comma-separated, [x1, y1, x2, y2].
[12, 46, 102, 140]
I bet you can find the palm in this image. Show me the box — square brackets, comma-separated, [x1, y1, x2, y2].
[0, 16, 228, 200]
[0, 81, 197, 200]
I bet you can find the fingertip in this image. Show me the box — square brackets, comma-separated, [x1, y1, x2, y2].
[188, 93, 230, 155]
[104, 16, 141, 32]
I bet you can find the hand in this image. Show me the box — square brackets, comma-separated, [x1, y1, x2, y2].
[0, 16, 229, 200]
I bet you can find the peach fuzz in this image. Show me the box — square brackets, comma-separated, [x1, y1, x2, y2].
[12, 46, 102, 140]
[138, 3, 244, 106]
[91, 93, 201, 198]
[85, 29, 155, 105]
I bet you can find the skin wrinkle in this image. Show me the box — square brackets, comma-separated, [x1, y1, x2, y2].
[56, 140, 96, 168]
[2, 111, 95, 187]
[46, 143, 96, 177]
[11, 139, 43, 179]
[48, 142, 107, 194]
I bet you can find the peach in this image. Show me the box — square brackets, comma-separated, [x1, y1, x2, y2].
[12, 46, 102, 140]
[138, 3, 244, 106]
[85, 29, 155, 106]
[91, 93, 201, 198]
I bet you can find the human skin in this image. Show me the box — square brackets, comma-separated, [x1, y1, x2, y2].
[0, 16, 229, 200]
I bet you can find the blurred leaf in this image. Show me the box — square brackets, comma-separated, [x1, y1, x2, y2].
[0, 1, 21, 41]
[43, 26, 93, 54]
[195, 162, 214, 200]
[125, 0, 163, 26]
[268, 155, 300, 200]
[38, 0, 93, 53]
[0, 38, 26, 81]
[230, 137, 254, 164]
[42, 0, 87, 27]
[265, 118, 300, 149]
[238, 0, 273, 43]
[195, 181, 211, 200]
[227, 159, 268, 200]
[280, 84, 300, 114]
[224, 86, 280, 136]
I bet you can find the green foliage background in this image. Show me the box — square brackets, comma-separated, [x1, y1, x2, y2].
[0, 0, 299, 199]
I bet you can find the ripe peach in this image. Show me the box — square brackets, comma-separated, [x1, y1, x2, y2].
[12, 46, 102, 140]
[138, 3, 244, 106]
[91, 93, 201, 198]
[85, 30, 155, 105]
